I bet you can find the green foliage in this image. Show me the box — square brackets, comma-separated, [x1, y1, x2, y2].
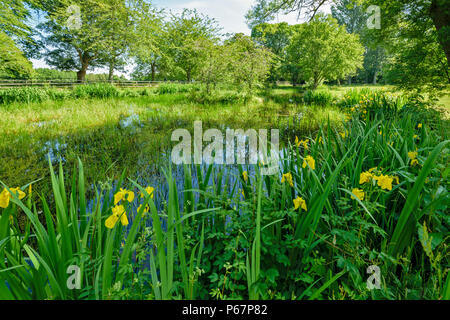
[0, 87, 53, 104]
[225, 33, 275, 91]
[162, 9, 221, 82]
[0, 32, 33, 79]
[0, 84, 121, 104]
[72, 84, 120, 99]
[287, 14, 365, 90]
[303, 90, 334, 106]
[157, 83, 200, 95]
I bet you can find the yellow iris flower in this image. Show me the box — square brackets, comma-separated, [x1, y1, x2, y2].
[137, 204, 150, 214]
[408, 151, 419, 167]
[295, 137, 309, 149]
[374, 175, 393, 191]
[0, 187, 26, 209]
[105, 205, 128, 229]
[281, 173, 294, 187]
[114, 188, 135, 205]
[293, 196, 307, 212]
[242, 171, 248, 183]
[359, 171, 373, 185]
[351, 188, 365, 201]
[140, 186, 155, 199]
[302, 156, 316, 170]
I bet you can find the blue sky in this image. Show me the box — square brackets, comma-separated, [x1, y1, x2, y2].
[32, 0, 330, 75]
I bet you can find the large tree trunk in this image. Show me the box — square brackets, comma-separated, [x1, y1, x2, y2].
[430, 0, 450, 69]
[77, 64, 88, 83]
[77, 55, 90, 83]
[151, 62, 156, 82]
[108, 61, 115, 82]
[186, 69, 191, 83]
[373, 70, 378, 85]
[312, 73, 320, 90]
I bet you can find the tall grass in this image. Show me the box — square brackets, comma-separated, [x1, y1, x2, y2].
[0, 84, 140, 105]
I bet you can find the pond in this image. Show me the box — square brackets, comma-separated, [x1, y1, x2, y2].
[0, 97, 344, 209]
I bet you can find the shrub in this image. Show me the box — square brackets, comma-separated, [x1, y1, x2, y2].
[0, 87, 50, 104]
[303, 90, 334, 106]
[157, 83, 201, 95]
[72, 84, 120, 99]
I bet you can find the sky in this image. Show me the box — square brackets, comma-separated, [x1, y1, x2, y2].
[31, 0, 331, 76]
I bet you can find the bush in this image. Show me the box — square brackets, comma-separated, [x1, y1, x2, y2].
[188, 90, 250, 105]
[0, 87, 50, 104]
[157, 83, 201, 95]
[72, 84, 120, 99]
[303, 90, 334, 106]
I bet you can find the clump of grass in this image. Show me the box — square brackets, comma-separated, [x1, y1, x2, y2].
[303, 89, 335, 106]
[157, 83, 201, 95]
[72, 84, 120, 99]
[0, 87, 51, 104]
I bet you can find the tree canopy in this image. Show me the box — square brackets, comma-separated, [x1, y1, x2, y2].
[287, 14, 364, 89]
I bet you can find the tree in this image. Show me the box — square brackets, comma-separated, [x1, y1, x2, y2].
[251, 22, 294, 84]
[1, 0, 32, 39]
[101, 0, 134, 81]
[163, 9, 221, 82]
[0, 32, 33, 79]
[287, 14, 364, 90]
[35, 0, 127, 82]
[246, 0, 335, 27]
[225, 33, 275, 91]
[365, 0, 449, 95]
[331, 0, 386, 85]
[247, 0, 450, 68]
[129, 0, 166, 82]
[195, 40, 231, 93]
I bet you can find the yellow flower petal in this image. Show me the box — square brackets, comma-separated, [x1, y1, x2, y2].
[126, 191, 135, 202]
[293, 197, 307, 212]
[138, 204, 149, 214]
[114, 188, 126, 205]
[141, 186, 155, 199]
[242, 171, 248, 183]
[351, 188, 365, 201]
[105, 214, 119, 229]
[359, 172, 372, 185]
[10, 188, 26, 200]
[0, 189, 10, 208]
[281, 173, 294, 187]
[408, 151, 418, 160]
[302, 156, 315, 170]
[120, 213, 129, 226]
